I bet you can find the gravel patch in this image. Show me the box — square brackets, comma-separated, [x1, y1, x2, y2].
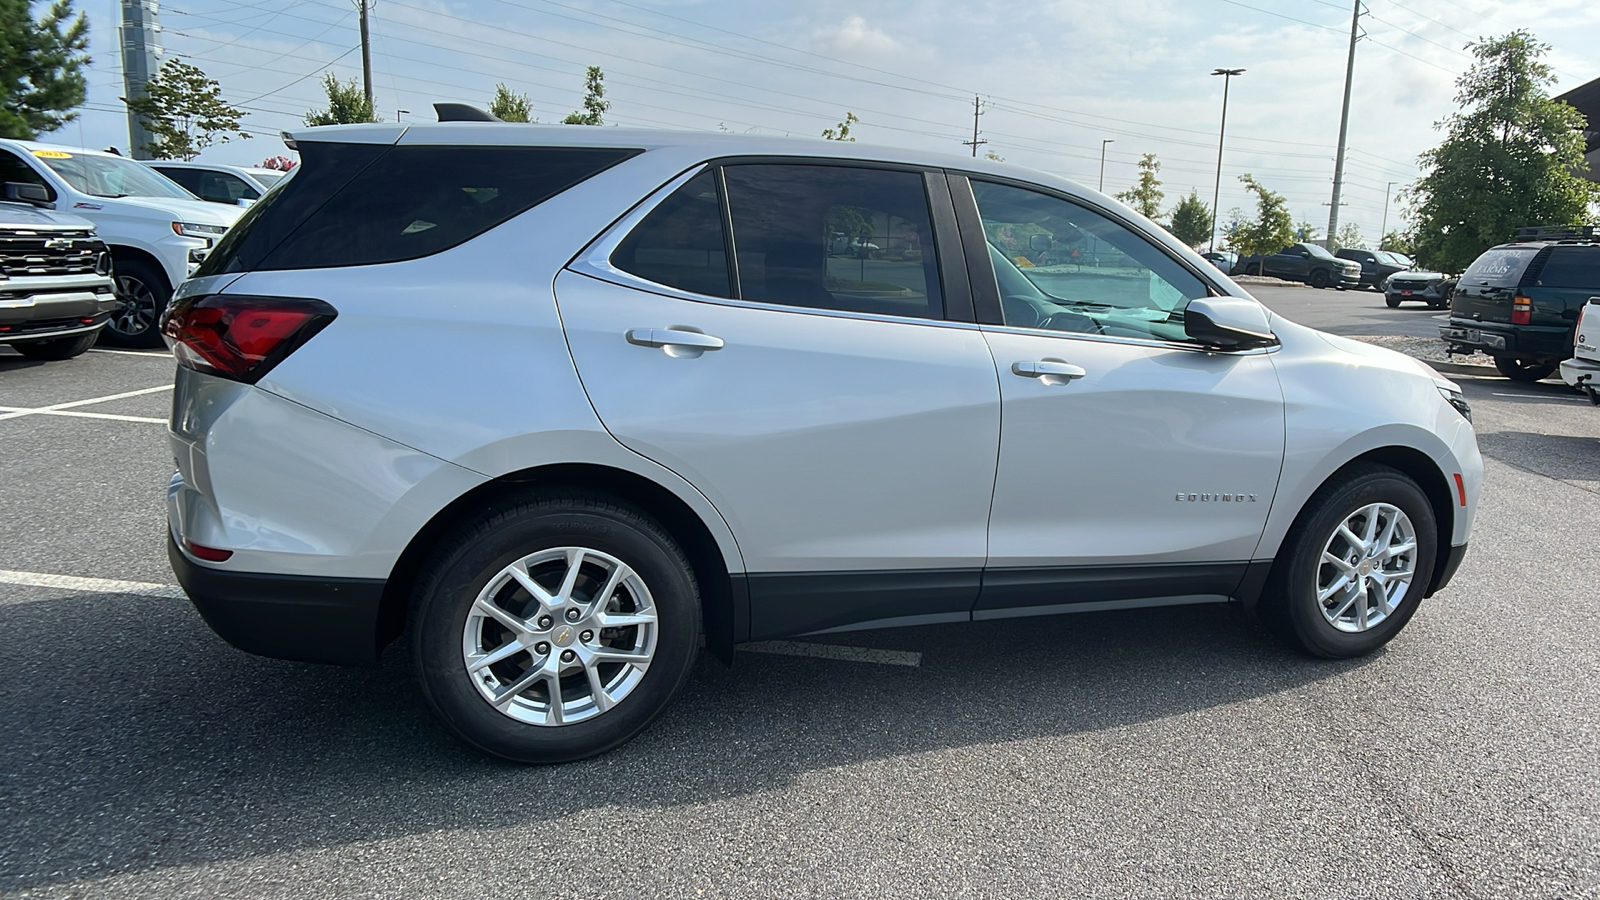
[1347, 333, 1495, 368]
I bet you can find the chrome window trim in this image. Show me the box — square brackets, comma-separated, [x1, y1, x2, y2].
[566, 162, 982, 333]
[977, 322, 1280, 357]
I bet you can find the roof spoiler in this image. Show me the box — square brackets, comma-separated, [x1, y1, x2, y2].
[434, 103, 503, 123]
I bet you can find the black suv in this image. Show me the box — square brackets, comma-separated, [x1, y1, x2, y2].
[1335, 248, 1409, 290]
[1232, 242, 1362, 289]
[1441, 227, 1600, 381]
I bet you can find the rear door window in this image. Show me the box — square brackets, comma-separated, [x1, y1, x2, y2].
[198, 143, 639, 275]
[722, 163, 945, 320]
[1462, 248, 1539, 288]
[611, 169, 731, 298]
[1535, 247, 1600, 289]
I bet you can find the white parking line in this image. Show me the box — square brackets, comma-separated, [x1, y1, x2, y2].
[1490, 392, 1587, 403]
[742, 640, 922, 668]
[0, 406, 166, 424]
[0, 384, 172, 421]
[0, 569, 185, 600]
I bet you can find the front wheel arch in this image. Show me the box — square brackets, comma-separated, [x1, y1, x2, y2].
[380, 463, 738, 665]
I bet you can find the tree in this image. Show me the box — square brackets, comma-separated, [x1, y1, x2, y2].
[304, 73, 380, 126]
[1379, 230, 1415, 256]
[984, 150, 1004, 162]
[1410, 30, 1598, 273]
[0, 0, 91, 139]
[1166, 191, 1212, 248]
[122, 59, 247, 160]
[489, 82, 533, 123]
[563, 66, 608, 125]
[1114, 153, 1164, 220]
[1334, 221, 1363, 251]
[1232, 174, 1294, 275]
[822, 111, 857, 141]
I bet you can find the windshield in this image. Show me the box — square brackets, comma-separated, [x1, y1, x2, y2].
[35, 150, 197, 199]
[252, 171, 286, 188]
[1375, 250, 1406, 266]
[1303, 243, 1336, 261]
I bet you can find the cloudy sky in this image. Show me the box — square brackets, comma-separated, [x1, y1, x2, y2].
[52, 0, 1600, 243]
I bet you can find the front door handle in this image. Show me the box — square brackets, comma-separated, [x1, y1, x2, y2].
[1011, 359, 1086, 385]
[626, 328, 725, 357]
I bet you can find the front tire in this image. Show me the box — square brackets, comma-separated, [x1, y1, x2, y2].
[411, 492, 701, 763]
[10, 330, 98, 360]
[1309, 269, 1330, 289]
[1493, 356, 1557, 382]
[1385, 294, 1402, 308]
[1261, 465, 1437, 659]
[103, 259, 170, 348]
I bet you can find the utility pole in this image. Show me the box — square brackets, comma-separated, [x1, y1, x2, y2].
[1326, 0, 1364, 250]
[1379, 180, 1396, 244]
[1098, 140, 1115, 192]
[119, 0, 164, 159]
[357, 0, 374, 110]
[962, 96, 986, 157]
[1209, 68, 1245, 251]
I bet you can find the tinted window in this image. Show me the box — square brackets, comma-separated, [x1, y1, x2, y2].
[613, 169, 730, 298]
[1463, 248, 1540, 288]
[1535, 247, 1600, 288]
[199, 171, 256, 203]
[971, 179, 1207, 344]
[0, 150, 55, 201]
[153, 166, 203, 194]
[723, 164, 943, 320]
[200, 143, 639, 275]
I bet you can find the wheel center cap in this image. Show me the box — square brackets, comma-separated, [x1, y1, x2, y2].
[551, 626, 576, 648]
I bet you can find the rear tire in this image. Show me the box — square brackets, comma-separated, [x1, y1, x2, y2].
[410, 491, 701, 763]
[103, 259, 169, 349]
[1493, 356, 1557, 382]
[10, 330, 98, 360]
[1260, 465, 1437, 659]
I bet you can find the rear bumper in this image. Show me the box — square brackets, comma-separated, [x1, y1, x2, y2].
[169, 535, 388, 666]
[1560, 357, 1600, 389]
[1440, 321, 1567, 360]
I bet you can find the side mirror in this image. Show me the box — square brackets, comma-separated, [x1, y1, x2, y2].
[1028, 233, 1053, 253]
[4, 182, 52, 207]
[1185, 296, 1277, 351]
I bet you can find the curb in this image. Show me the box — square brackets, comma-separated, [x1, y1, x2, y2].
[1414, 359, 1496, 378]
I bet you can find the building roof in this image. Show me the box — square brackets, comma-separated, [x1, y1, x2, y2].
[1556, 76, 1600, 154]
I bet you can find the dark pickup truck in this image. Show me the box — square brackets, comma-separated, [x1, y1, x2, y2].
[1441, 228, 1600, 381]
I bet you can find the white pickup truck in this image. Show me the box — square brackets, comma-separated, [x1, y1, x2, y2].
[1560, 298, 1600, 404]
[0, 139, 242, 347]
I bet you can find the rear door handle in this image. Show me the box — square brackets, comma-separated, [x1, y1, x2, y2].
[626, 328, 725, 353]
[1011, 359, 1086, 383]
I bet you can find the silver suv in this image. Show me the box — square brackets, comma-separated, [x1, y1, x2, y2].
[165, 122, 1482, 763]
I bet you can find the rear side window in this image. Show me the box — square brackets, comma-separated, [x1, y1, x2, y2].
[197, 143, 638, 275]
[1462, 247, 1539, 288]
[612, 169, 731, 298]
[1534, 247, 1600, 288]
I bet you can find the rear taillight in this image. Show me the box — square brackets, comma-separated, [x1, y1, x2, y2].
[161, 294, 336, 383]
[1511, 295, 1532, 325]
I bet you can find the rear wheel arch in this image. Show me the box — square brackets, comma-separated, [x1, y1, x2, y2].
[378, 463, 738, 663]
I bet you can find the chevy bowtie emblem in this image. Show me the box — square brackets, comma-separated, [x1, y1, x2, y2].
[43, 238, 71, 250]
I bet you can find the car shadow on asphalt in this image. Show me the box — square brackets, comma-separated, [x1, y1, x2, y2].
[0, 590, 1368, 890]
[1476, 429, 1600, 484]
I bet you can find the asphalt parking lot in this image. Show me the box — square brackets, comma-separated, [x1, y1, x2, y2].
[3, 293, 1599, 898]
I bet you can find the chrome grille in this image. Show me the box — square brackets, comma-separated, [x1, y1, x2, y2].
[0, 229, 106, 278]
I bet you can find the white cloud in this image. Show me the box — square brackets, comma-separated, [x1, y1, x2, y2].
[811, 15, 923, 60]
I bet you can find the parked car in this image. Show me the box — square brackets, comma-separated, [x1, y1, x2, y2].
[1232, 242, 1362, 289]
[144, 160, 288, 206]
[1560, 298, 1600, 402]
[0, 140, 242, 347]
[1383, 270, 1453, 309]
[0, 183, 116, 359]
[1336, 247, 1410, 290]
[1200, 250, 1237, 274]
[165, 122, 1481, 763]
[1441, 228, 1600, 381]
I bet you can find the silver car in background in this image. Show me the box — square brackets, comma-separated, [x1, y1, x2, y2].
[163, 123, 1482, 763]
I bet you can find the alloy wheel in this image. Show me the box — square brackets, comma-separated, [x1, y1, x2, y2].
[462, 546, 658, 726]
[1315, 502, 1417, 633]
[112, 275, 158, 337]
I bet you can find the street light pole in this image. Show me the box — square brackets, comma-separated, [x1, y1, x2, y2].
[1209, 68, 1245, 252]
[396, 108, 410, 123]
[1379, 181, 1396, 245]
[1098, 139, 1115, 192]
